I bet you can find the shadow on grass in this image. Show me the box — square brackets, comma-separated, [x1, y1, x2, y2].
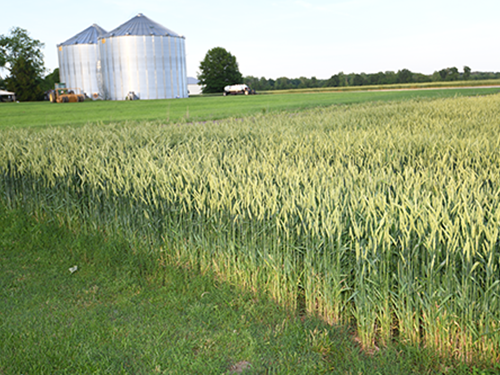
[0, 204, 494, 374]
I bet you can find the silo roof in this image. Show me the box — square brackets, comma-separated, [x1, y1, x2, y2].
[58, 24, 107, 46]
[101, 13, 182, 38]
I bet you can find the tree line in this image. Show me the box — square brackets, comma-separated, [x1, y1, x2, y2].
[244, 67, 500, 91]
[197, 48, 500, 94]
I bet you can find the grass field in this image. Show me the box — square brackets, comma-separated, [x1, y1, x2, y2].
[2, 90, 500, 373]
[1, 86, 499, 129]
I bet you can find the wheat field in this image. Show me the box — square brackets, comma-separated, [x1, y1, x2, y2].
[1, 94, 499, 362]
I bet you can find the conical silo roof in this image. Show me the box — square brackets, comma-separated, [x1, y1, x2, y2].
[58, 24, 107, 46]
[101, 13, 181, 37]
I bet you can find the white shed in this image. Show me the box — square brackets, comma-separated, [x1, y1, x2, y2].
[187, 77, 203, 96]
[0, 89, 16, 102]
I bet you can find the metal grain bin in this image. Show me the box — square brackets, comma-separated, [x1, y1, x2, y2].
[98, 13, 187, 100]
[57, 24, 107, 99]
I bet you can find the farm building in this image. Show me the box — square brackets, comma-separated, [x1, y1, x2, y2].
[0, 89, 16, 102]
[57, 24, 108, 99]
[187, 77, 203, 96]
[56, 14, 188, 101]
[98, 13, 188, 100]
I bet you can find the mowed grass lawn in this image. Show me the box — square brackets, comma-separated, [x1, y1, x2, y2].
[1, 86, 499, 129]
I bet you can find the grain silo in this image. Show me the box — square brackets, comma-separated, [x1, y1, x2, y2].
[57, 24, 107, 99]
[98, 13, 188, 100]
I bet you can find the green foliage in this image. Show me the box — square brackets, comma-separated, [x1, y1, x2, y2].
[198, 47, 243, 93]
[396, 68, 413, 83]
[5, 55, 44, 101]
[433, 67, 461, 81]
[40, 67, 60, 92]
[469, 71, 500, 80]
[0, 27, 45, 101]
[246, 67, 500, 91]
[325, 74, 340, 87]
[463, 66, 471, 80]
[0, 27, 45, 72]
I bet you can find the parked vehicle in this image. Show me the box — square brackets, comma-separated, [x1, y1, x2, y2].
[223, 84, 256, 96]
[49, 83, 85, 103]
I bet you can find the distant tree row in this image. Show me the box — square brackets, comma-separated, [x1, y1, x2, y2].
[198, 48, 497, 94]
[244, 67, 500, 91]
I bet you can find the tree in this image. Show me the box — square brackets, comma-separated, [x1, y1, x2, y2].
[198, 47, 243, 94]
[368, 72, 385, 85]
[0, 27, 45, 101]
[413, 72, 432, 83]
[325, 74, 340, 87]
[257, 77, 270, 90]
[41, 68, 60, 92]
[384, 71, 397, 85]
[351, 73, 365, 86]
[274, 77, 292, 90]
[431, 70, 443, 82]
[433, 67, 460, 82]
[5, 55, 44, 101]
[448, 67, 459, 81]
[396, 69, 413, 84]
[463, 66, 471, 80]
[337, 72, 347, 87]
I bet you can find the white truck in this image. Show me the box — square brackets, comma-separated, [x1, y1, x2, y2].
[223, 84, 256, 96]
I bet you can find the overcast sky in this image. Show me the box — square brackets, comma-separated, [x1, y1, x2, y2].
[1, 0, 499, 79]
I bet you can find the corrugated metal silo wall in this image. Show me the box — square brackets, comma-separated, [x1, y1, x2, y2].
[99, 35, 187, 100]
[57, 44, 100, 98]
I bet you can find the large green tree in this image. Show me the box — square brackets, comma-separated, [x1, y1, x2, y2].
[6, 55, 44, 101]
[0, 27, 45, 101]
[198, 47, 243, 94]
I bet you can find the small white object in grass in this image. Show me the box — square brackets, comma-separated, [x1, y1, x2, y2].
[69, 266, 78, 273]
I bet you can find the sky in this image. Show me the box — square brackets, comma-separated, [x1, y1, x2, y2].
[1, 0, 499, 80]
